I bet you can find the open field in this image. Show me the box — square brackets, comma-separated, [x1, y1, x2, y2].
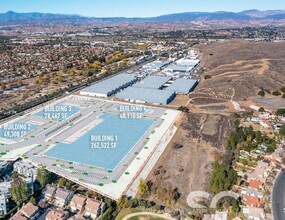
[147, 112, 234, 206]
[191, 40, 285, 105]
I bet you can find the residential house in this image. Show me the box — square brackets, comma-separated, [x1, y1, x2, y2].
[267, 152, 282, 163]
[256, 161, 269, 169]
[0, 161, 11, 176]
[11, 202, 40, 220]
[249, 180, 264, 191]
[246, 188, 263, 199]
[69, 194, 86, 213]
[11, 212, 28, 220]
[24, 177, 35, 194]
[13, 160, 37, 182]
[243, 207, 265, 220]
[46, 208, 69, 220]
[260, 120, 271, 128]
[0, 182, 11, 215]
[68, 214, 86, 220]
[254, 167, 268, 178]
[53, 187, 74, 207]
[83, 198, 106, 219]
[203, 211, 228, 220]
[43, 184, 57, 201]
[244, 195, 262, 207]
[0, 194, 8, 216]
[247, 173, 266, 184]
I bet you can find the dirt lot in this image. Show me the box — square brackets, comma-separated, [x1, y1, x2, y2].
[191, 40, 285, 104]
[147, 112, 234, 207]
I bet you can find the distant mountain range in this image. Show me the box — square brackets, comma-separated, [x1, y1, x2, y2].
[1, 10, 285, 23]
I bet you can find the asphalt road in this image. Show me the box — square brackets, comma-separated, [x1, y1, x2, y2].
[272, 170, 285, 220]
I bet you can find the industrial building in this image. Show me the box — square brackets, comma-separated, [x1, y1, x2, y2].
[142, 60, 172, 71]
[166, 79, 198, 94]
[80, 74, 137, 97]
[165, 58, 200, 73]
[133, 76, 171, 90]
[116, 87, 176, 105]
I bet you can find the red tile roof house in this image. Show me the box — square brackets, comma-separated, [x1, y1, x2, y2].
[11, 202, 40, 220]
[244, 195, 262, 207]
[69, 194, 86, 213]
[53, 187, 74, 208]
[249, 180, 264, 191]
[43, 184, 57, 202]
[83, 198, 106, 219]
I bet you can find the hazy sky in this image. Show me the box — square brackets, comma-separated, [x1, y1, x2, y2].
[0, 0, 284, 17]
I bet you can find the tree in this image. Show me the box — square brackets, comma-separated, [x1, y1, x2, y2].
[36, 168, 51, 187]
[57, 177, 72, 190]
[256, 130, 262, 144]
[178, 106, 189, 113]
[208, 161, 238, 194]
[204, 75, 212, 80]
[272, 91, 281, 96]
[279, 124, 285, 137]
[258, 90, 265, 97]
[266, 145, 276, 154]
[29, 196, 37, 205]
[138, 178, 150, 197]
[11, 174, 29, 205]
[117, 195, 129, 209]
[276, 109, 285, 117]
[258, 107, 265, 112]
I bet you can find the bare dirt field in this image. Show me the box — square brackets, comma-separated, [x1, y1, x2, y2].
[147, 112, 234, 207]
[191, 40, 285, 104]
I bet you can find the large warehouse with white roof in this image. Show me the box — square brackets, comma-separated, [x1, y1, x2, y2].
[133, 76, 171, 90]
[116, 87, 176, 105]
[80, 74, 137, 97]
[166, 79, 198, 94]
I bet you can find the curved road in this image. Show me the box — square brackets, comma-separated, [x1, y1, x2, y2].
[272, 170, 285, 220]
[122, 212, 177, 220]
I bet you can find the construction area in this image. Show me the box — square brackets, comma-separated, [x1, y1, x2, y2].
[0, 95, 180, 200]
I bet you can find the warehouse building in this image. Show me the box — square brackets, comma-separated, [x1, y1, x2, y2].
[133, 76, 171, 90]
[165, 59, 200, 73]
[116, 87, 176, 105]
[166, 79, 198, 94]
[142, 60, 172, 71]
[80, 74, 137, 97]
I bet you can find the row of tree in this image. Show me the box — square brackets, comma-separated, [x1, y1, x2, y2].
[137, 179, 180, 206]
[11, 168, 51, 205]
[226, 125, 276, 153]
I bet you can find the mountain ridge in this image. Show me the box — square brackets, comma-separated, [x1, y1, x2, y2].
[0, 10, 285, 23]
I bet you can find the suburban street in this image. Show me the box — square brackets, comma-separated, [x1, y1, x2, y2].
[272, 170, 285, 220]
